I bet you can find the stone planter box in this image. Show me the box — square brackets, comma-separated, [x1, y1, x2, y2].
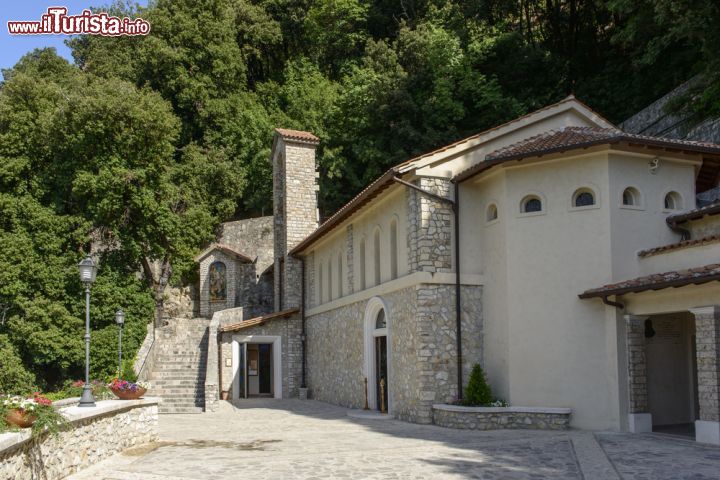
[0, 397, 160, 480]
[432, 404, 571, 431]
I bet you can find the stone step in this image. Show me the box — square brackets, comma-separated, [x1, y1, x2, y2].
[151, 391, 203, 398]
[159, 407, 204, 414]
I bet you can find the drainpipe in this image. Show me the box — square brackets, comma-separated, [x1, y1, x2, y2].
[666, 217, 690, 241]
[300, 257, 307, 389]
[392, 176, 463, 400]
[453, 181, 463, 400]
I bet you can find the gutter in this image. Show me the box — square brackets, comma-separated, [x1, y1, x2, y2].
[390, 176, 464, 400]
[666, 216, 691, 241]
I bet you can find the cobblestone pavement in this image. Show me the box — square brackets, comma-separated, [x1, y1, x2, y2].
[68, 399, 720, 480]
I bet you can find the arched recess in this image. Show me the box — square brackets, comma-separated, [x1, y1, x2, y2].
[363, 296, 392, 413]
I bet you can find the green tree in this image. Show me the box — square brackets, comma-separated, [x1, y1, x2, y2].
[463, 364, 493, 407]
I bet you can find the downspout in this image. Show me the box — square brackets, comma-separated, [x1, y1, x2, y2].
[453, 181, 463, 400]
[666, 217, 690, 241]
[601, 295, 624, 310]
[391, 175, 463, 400]
[300, 256, 307, 389]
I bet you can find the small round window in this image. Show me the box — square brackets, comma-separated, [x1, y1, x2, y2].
[573, 189, 595, 207]
[486, 203, 498, 222]
[622, 187, 640, 206]
[522, 196, 542, 213]
[664, 191, 682, 210]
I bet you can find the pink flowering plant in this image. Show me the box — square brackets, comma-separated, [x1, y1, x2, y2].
[108, 379, 150, 392]
[0, 392, 67, 437]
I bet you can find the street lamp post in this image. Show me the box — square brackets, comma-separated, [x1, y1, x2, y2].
[115, 309, 125, 378]
[78, 256, 97, 407]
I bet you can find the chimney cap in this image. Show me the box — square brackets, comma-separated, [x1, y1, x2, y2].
[274, 128, 320, 144]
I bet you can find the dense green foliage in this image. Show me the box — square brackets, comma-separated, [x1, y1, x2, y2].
[463, 364, 493, 407]
[1, 0, 717, 390]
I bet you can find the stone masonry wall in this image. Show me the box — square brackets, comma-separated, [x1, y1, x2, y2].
[625, 315, 648, 414]
[273, 137, 319, 311]
[219, 216, 274, 275]
[306, 283, 482, 424]
[407, 177, 453, 274]
[432, 406, 570, 431]
[0, 401, 158, 480]
[219, 314, 303, 398]
[693, 307, 720, 422]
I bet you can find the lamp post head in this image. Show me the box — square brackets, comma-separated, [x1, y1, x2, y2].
[115, 309, 125, 327]
[78, 256, 97, 284]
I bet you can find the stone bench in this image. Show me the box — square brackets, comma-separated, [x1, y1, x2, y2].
[1, 397, 160, 480]
[432, 404, 571, 430]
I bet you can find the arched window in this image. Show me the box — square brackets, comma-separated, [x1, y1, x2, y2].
[521, 195, 543, 213]
[337, 251, 343, 298]
[573, 188, 595, 207]
[622, 187, 640, 206]
[373, 228, 381, 286]
[375, 309, 386, 329]
[327, 260, 332, 301]
[208, 261, 227, 301]
[390, 219, 398, 280]
[486, 203, 498, 222]
[664, 191, 682, 210]
[318, 261, 324, 304]
[359, 238, 366, 290]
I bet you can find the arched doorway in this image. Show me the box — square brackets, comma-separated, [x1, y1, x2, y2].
[364, 297, 391, 413]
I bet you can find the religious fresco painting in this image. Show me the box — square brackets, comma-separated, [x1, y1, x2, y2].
[209, 261, 227, 301]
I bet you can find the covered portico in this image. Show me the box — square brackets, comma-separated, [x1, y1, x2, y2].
[580, 264, 720, 444]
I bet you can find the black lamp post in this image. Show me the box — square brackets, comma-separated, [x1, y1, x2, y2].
[78, 255, 98, 407]
[115, 309, 125, 378]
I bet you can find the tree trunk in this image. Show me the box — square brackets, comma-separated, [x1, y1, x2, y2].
[141, 254, 173, 328]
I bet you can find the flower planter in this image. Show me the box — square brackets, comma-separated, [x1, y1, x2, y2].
[5, 409, 37, 428]
[110, 387, 147, 400]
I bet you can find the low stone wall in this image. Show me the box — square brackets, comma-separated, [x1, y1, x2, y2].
[432, 404, 571, 431]
[0, 398, 159, 480]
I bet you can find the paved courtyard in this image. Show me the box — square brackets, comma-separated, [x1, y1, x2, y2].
[69, 399, 720, 479]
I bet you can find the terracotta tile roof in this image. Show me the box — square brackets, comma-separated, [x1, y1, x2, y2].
[638, 235, 720, 257]
[275, 128, 320, 144]
[454, 126, 720, 183]
[395, 95, 615, 169]
[219, 308, 299, 333]
[666, 201, 720, 224]
[194, 243, 254, 263]
[579, 264, 720, 299]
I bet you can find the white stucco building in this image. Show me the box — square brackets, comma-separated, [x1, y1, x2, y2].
[190, 96, 720, 444]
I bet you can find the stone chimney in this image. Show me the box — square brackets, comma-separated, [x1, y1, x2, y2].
[271, 128, 320, 311]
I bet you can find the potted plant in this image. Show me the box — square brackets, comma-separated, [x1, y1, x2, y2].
[1, 393, 67, 437]
[108, 379, 150, 400]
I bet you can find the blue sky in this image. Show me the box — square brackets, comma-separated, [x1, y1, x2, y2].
[1, 1, 148, 79]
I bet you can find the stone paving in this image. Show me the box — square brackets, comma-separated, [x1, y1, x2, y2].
[68, 399, 720, 480]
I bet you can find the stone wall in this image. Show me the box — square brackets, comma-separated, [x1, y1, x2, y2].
[692, 307, 720, 422]
[407, 177, 453, 274]
[219, 216, 274, 276]
[0, 399, 159, 480]
[198, 249, 239, 318]
[625, 315, 648, 414]
[306, 283, 482, 424]
[432, 405, 571, 430]
[219, 313, 303, 398]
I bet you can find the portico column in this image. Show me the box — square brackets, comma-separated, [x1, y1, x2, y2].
[690, 306, 720, 445]
[624, 314, 651, 433]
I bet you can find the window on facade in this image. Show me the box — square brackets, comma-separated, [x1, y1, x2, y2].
[375, 309, 386, 329]
[664, 191, 682, 210]
[208, 261, 227, 301]
[337, 252, 343, 298]
[573, 189, 595, 207]
[390, 219, 398, 280]
[521, 196, 543, 213]
[622, 187, 640, 206]
[327, 261, 333, 301]
[359, 238, 366, 290]
[486, 203, 498, 222]
[374, 228, 381, 286]
[318, 262, 323, 304]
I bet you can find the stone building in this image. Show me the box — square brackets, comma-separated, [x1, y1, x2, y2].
[187, 97, 720, 445]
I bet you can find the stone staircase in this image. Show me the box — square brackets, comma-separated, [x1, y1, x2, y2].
[147, 318, 210, 414]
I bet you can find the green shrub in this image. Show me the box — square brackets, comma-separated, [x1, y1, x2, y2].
[0, 334, 36, 394]
[462, 364, 493, 407]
